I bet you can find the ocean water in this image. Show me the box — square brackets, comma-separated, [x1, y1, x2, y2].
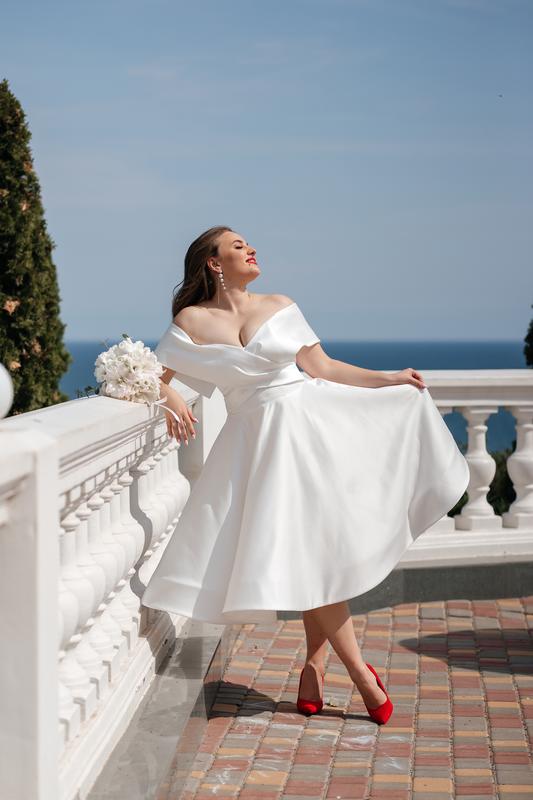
[61, 339, 528, 453]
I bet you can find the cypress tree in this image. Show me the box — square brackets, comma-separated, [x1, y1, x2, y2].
[0, 78, 71, 415]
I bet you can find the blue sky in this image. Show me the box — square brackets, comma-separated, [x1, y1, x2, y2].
[2, 0, 532, 341]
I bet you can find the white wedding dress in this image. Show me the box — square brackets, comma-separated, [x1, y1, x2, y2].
[141, 302, 469, 624]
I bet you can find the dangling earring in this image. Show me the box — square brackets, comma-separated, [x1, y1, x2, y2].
[213, 264, 226, 307]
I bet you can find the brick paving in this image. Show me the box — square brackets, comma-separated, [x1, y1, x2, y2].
[160, 597, 533, 799]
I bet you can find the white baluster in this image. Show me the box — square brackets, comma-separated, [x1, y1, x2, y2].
[108, 475, 140, 649]
[59, 510, 96, 626]
[118, 469, 145, 564]
[57, 581, 81, 746]
[161, 438, 180, 502]
[117, 468, 149, 634]
[455, 405, 502, 531]
[146, 452, 170, 540]
[130, 456, 161, 559]
[57, 610, 68, 752]
[502, 405, 533, 528]
[86, 490, 123, 681]
[74, 501, 109, 700]
[57, 513, 98, 722]
[159, 441, 181, 526]
[153, 447, 176, 537]
[94, 483, 129, 666]
[161, 438, 191, 529]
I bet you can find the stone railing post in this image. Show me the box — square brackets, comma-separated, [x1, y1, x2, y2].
[0, 428, 60, 800]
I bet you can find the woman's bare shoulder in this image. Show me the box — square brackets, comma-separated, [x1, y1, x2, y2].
[173, 304, 210, 331]
[263, 293, 295, 309]
[173, 294, 294, 329]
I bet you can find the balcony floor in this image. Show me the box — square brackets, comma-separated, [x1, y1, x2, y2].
[91, 596, 533, 800]
[164, 597, 533, 800]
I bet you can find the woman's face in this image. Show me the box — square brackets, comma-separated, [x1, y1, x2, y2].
[209, 230, 260, 282]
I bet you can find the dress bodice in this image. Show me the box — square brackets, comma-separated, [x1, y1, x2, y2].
[154, 302, 321, 413]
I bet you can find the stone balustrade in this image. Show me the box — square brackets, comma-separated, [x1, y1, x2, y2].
[0, 367, 531, 800]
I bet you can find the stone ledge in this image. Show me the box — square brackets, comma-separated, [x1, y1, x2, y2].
[86, 619, 241, 800]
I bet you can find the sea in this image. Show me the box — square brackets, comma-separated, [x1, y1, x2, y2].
[61, 339, 529, 454]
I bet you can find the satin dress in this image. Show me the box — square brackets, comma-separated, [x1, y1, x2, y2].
[141, 302, 469, 624]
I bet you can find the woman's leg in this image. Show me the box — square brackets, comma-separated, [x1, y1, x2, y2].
[306, 600, 387, 708]
[298, 609, 329, 700]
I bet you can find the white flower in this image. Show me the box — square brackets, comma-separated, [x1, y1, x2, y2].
[94, 335, 164, 405]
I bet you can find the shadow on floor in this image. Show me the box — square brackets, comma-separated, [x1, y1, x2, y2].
[398, 628, 533, 675]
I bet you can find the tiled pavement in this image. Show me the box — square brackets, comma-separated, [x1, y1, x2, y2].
[159, 597, 533, 800]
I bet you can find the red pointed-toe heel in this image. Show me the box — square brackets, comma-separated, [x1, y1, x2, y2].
[296, 666, 324, 715]
[363, 663, 394, 725]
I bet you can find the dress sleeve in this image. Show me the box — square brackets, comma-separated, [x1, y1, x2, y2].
[290, 304, 321, 351]
[154, 326, 217, 398]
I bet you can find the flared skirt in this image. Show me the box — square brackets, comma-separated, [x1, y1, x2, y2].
[141, 377, 470, 624]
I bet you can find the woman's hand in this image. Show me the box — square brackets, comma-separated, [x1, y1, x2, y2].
[164, 396, 199, 446]
[389, 368, 427, 390]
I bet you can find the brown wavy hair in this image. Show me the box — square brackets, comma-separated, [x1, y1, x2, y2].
[171, 225, 234, 318]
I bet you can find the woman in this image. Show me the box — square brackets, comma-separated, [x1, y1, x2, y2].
[141, 225, 470, 726]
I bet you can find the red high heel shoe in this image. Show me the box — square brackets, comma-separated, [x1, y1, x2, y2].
[363, 663, 394, 725]
[296, 666, 324, 715]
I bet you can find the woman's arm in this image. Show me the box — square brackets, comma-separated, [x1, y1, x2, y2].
[159, 367, 198, 445]
[296, 344, 426, 390]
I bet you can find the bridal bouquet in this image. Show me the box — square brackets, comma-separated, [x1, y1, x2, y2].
[93, 333, 180, 424]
